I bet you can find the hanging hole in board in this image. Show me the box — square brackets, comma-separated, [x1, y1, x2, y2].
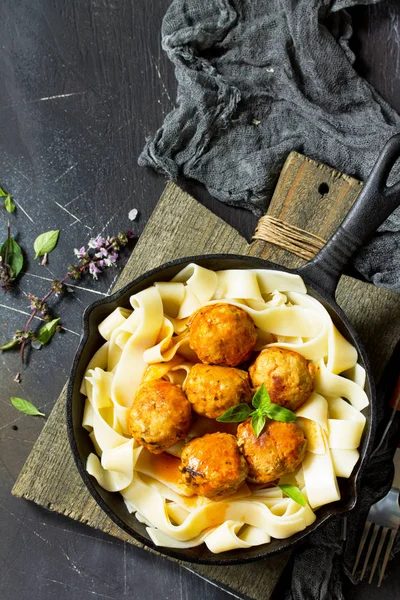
[318, 183, 330, 195]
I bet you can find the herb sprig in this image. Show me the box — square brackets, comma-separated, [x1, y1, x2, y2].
[11, 397, 45, 417]
[216, 383, 296, 437]
[278, 484, 306, 507]
[0, 222, 23, 291]
[0, 186, 16, 213]
[0, 231, 134, 362]
[34, 230, 60, 259]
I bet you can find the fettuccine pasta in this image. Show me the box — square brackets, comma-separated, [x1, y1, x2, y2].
[81, 264, 368, 553]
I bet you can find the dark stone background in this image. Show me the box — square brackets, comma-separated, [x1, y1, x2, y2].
[0, 1, 399, 598]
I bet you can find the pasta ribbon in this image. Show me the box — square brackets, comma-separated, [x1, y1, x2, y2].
[330, 449, 360, 478]
[112, 287, 164, 412]
[121, 475, 316, 542]
[87, 442, 142, 492]
[172, 264, 218, 317]
[98, 307, 132, 341]
[302, 450, 340, 509]
[314, 360, 369, 411]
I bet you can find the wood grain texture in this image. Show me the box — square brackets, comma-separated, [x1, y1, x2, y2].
[250, 151, 363, 270]
[12, 161, 400, 598]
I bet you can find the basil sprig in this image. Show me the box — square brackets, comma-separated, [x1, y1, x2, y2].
[33, 230, 60, 259]
[0, 236, 23, 280]
[0, 339, 19, 351]
[4, 195, 16, 213]
[0, 186, 16, 213]
[36, 318, 60, 346]
[278, 484, 306, 507]
[11, 397, 45, 417]
[216, 383, 296, 437]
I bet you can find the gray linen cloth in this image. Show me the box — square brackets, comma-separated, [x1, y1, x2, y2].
[139, 0, 400, 291]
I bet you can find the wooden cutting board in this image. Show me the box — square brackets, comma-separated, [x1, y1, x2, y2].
[12, 152, 400, 600]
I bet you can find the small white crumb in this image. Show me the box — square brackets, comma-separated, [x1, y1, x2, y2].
[251, 119, 261, 126]
[267, 67, 274, 73]
[128, 208, 138, 221]
[31, 340, 43, 350]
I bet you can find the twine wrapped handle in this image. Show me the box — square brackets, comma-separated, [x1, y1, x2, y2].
[253, 215, 326, 261]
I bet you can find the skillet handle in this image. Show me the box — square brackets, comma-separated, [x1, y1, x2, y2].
[299, 133, 400, 297]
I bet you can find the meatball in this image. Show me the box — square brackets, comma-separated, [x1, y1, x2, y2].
[236, 418, 307, 484]
[189, 303, 257, 366]
[184, 364, 252, 419]
[249, 347, 314, 411]
[180, 432, 248, 500]
[127, 380, 192, 454]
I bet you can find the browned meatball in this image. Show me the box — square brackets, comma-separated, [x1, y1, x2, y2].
[189, 303, 257, 366]
[249, 347, 314, 411]
[127, 380, 192, 454]
[236, 418, 307, 484]
[180, 432, 248, 500]
[184, 364, 252, 419]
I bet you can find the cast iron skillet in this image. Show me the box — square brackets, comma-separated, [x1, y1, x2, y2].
[67, 134, 400, 565]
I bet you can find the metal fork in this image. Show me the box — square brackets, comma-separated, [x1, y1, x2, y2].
[351, 448, 400, 586]
[351, 375, 400, 587]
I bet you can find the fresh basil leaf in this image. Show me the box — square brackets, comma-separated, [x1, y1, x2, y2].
[33, 230, 60, 259]
[278, 484, 306, 507]
[264, 403, 297, 422]
[0, 339, 19, 351]
[0, 186, 7, 197]
[251, 411, 266, 437]
[11, 397, 45, 417]
[36, 318, 60, 345]
[4, 195, 16, 213]
[216, 403, 253, 423]
[252, 383, 271, 411]
[0, 237, 23, 279]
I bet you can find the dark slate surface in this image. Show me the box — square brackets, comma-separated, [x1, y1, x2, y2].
[0, 1, 399, 599]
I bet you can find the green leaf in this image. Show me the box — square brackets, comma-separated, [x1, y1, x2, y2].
[216, 403, 253, 423]
[11, 397, 45, 417]
[251, 411, 266, 437]
[0, 186, 7, 197]
[0, 339, 19, 351]
[264, 403, 297, 423]
[33, 230, 60, 259]
[4, 195, 16, 213]
[36, 318, 60, 345]
[252, 383, 271, 411]
[278, 484, 306, 507]
[0, 237, 23, 279]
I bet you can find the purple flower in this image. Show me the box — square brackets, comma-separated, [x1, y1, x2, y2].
[104, 251, 119, 267]
[89, 263, 101, 279]
[95, 247, 109, 258]
[88, 235, 106, 250]
[74, 247, 87, 259]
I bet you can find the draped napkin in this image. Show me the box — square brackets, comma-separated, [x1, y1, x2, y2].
[139, 0, 400, 291]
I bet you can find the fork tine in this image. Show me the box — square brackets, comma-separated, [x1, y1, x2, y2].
[368, 526, 389, 584]
[378, 527, 398, 587]
[352, 520, 372, 576]
[360, 523, 380, 581]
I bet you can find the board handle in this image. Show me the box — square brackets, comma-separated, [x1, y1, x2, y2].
[299, 134, 400, 296]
